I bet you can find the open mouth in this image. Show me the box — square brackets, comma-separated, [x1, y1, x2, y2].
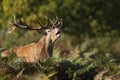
[56, 31, 61, 35]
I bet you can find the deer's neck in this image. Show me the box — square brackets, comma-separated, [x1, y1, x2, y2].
[38, 36, 53, 57]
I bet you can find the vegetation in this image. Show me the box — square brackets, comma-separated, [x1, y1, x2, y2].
[0, 0, 120, 80]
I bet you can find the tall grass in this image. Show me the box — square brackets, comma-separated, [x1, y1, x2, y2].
[0, 32, 120, 80]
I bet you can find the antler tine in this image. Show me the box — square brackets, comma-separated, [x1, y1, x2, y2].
[34, 15, 43, 28]
[49, 18, 54, 24]
[8, 26, 16, 34]
[44, 16, 49, 27]
[20, 18, 24, 23]
[14, 15, 17, 24]
[8, 16, 18, 34]
[59, 18, 63, 28]
[8, 21, 16, 34]
[52, 16, 58, 27]
[53, 18, 63, 28]
[13, 16, 28, 29]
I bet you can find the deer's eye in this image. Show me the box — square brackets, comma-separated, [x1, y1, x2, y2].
[47, 30, 50, 32]
[52, 27, 55, 29]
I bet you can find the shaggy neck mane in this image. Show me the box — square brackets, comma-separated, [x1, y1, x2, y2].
[38, 35, 53, 58]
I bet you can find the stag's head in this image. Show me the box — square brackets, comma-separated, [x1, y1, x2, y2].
[38, 16, 63, 42]
[9, 16, 63, 42]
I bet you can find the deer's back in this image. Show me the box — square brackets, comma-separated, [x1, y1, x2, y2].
[15, 43, 43, 62]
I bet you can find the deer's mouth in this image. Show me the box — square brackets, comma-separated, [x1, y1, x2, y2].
[56, 31, 61, 37]
[56, 31, 61, 35]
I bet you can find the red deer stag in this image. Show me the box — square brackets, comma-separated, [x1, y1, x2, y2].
[1, 16, 63, 63]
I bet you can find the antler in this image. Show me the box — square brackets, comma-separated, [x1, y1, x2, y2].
[51, 16, 63, 28]
[34, 15, 49, 28]
[58, 18, 63, 28]
[8, 16, 46, 33]
[8, 15, 63, 33]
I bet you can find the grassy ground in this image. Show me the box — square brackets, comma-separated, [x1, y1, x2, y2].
[0, 33, 120, 80]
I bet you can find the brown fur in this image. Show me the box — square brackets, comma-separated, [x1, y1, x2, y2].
[1, 16, 62, 63]
[1, 28, 61, 63]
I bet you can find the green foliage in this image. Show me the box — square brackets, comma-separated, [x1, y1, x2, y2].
[0, 72, 11, 80]
[0, 0, 120, 37]
[0, 0, 120, 80]
[0, 40, 120, 80]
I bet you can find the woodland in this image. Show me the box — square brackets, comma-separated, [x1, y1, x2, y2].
[0, 0, 120, 80]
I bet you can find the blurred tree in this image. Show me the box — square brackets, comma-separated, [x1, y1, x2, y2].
[0, 0, 120, 38]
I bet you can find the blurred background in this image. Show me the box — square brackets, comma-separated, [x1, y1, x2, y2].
[0, 0, 120, 57]
[1, 0, 120, 80]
